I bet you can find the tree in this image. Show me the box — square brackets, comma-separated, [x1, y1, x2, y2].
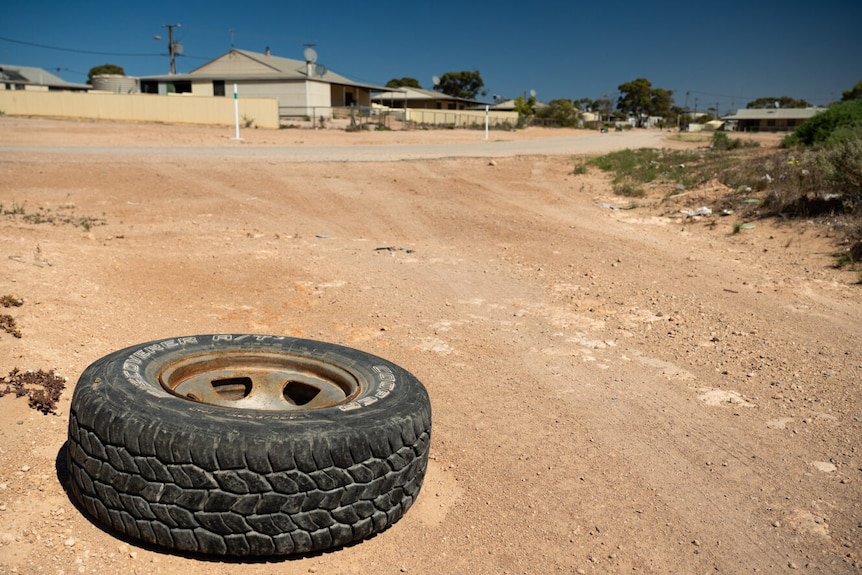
[385, 77, 421, 89]
[783, 100, 862, 147]
[87, 64, 125, 83]
[616, 78, 674, 127]
[650, 88, 674, 119]
[512, 95, 536, 128]
[842, 80, 862, 102]
[573, 98, 592, 111]
[541, 99, 579, 128]
[591, 98, 613, 122]
[513, 95, 536, 117]
[746, 96, 811, 109]
[434, 70, 485, 100]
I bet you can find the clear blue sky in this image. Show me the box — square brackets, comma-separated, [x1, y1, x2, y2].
[3, 0, 860, 114]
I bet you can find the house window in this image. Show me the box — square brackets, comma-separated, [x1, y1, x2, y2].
[213, 81, 225, 97]
[172, 81, 192, 94]
[345, 92, 356, 106]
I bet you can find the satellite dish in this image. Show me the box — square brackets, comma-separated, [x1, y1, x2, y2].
[315, 64, 327, 76]
[304, 47, 318, 63]
[432, 75, 440, 86]
[529, 89, 536, 98]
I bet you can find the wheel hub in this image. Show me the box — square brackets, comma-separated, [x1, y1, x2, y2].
[158, 351, 360, 411]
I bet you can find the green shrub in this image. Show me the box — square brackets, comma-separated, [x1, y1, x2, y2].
[812, 137, 862, 204]
[712, 132, 759, 151]
[587, 147, 705, 196]
[613, 182, 646, 197]
[783, 100, 862, 148]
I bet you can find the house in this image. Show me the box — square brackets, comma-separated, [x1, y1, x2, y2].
[488, 98, 549, 112]
[372, 86, 486, 110]
[0, 65, 89, 92]
[720, 108, 824, 132]
[139, 48, 386, 118]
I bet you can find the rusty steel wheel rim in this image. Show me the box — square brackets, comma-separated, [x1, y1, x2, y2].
[158, 351, 362, 411]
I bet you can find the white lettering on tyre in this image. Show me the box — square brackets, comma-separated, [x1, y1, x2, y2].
[122, 336, 199, 391]
[339, 365, 396, 411]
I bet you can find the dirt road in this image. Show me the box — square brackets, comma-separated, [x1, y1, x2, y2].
[0, 118, 859, 574]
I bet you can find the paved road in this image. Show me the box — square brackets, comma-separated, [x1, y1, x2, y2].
[0, 130, 669, 162]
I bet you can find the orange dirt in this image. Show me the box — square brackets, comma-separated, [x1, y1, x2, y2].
[0, 117, 859, 574]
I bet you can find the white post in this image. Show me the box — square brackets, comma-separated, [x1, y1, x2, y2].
[233, 83, 242, 140]
[485, 105, 489, 141]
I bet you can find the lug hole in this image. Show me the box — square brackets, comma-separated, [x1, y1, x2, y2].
[283, 380, 320, 406]
[211, 377, 252, 401]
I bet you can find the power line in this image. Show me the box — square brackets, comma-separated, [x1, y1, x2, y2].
[0, 35, 160, 57]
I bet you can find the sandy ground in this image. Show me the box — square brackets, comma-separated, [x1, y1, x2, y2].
[0, 117, 860, 574]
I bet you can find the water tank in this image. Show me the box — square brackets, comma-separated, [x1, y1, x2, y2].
[91, 74, 140, 94]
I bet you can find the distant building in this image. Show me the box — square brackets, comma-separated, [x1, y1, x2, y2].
[140, 48, 386, 117]
[372, 86, 486, 110]
[0, 65, 89, 92]
[487, 98, 549, 112]
[721, 108, 824, 132]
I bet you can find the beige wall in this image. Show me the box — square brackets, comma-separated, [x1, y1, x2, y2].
[307, 81, 331, 109]
[404, 108, 518, 127]
[0, 90, 280, 129]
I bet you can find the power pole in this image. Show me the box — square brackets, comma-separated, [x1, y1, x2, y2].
[162, 24, 181, 75]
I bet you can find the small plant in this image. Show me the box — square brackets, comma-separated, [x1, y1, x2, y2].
[1, 202, 26, 215]
[0, 314, 21, 338]
[1, 295, 23, 307]
[2, 202, 106, 229]
[712, 132, 759, 151]
[572, 163, 588, 175]
[0, 368, 67, 414]
[614, 182, 646, 198]
[833, 252, 855, 269]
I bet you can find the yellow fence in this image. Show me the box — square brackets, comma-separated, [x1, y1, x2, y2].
[0, 90, 280, 129]
[403, 108, 519, 128]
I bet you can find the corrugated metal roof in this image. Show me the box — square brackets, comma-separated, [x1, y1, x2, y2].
[721, 108, 825, 121]
[141, 49, 386, 91]
[0, 65, 89, 89]
[489, 98, 549, 110]
[372, 86, 486, 105]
